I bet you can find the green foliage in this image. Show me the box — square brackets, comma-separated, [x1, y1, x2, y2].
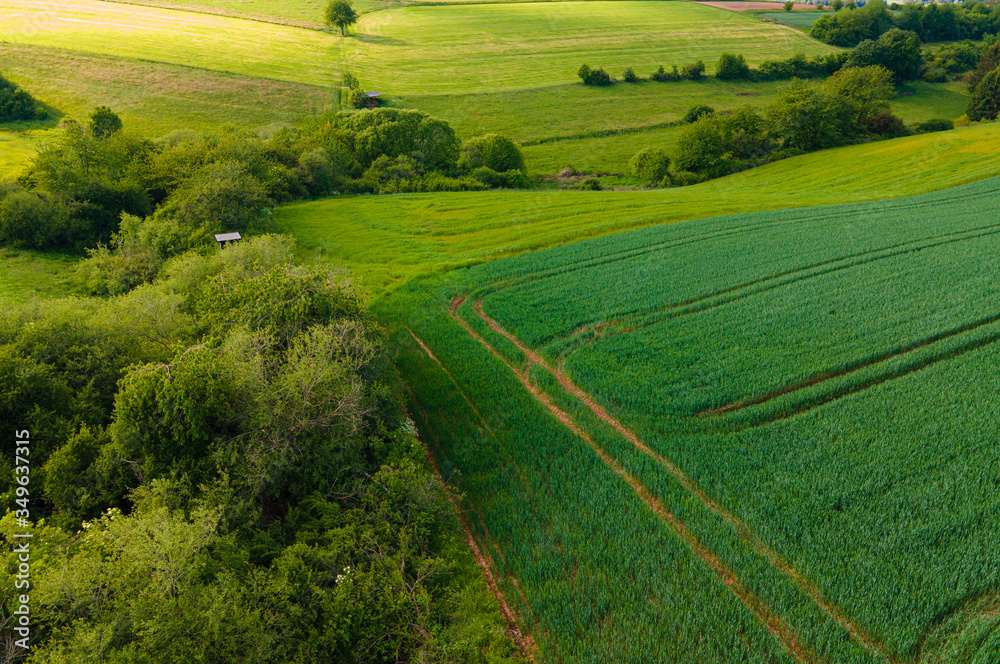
[650, 64, 679, 82]
[338, 107, 461, 170]
[621, 66, 639, 83]
[784, 0, 794, 11]
[577, 64, 612, 86]
[324, 0, 358, 35]
[630, 146, 670, 183]
[810, 0, 890, 45]
[681, 60, 706, 81]
[969, 42, 1000, 94]
[350, 88, 371, 108]
[89, 106, 123, 139]
[341, 71, 360, 90]
[846, 28, 923, 82]
[578, 177, 601, 190]
[461, 133, 526, 173]
[968, 65, 1000, 121]
[75, 214, 165, 296]
[912, 117, 954, 133]
[683, 104, 715, 123]
[0, 72, 45, 122]
[0, 186, 70, 249]
[715, 53, 750, 81]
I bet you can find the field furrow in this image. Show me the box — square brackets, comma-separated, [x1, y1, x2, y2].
[449, 304, 821, 664]
[462, 300, 895, 663]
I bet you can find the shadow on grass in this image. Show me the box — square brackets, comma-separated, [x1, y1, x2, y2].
[0, 100, 65, 131]
[349, 33, 409, 46]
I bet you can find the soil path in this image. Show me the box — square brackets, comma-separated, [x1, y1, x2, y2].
[469, 300, 898, 664]
[450, 307, 820, 664]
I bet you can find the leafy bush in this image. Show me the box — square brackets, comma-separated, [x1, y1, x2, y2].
[471, 166, 531, 189]
[650, 65, 679, 82]
[681, 60, 706, 81]
[0, 74, 44, 121]
[0, 187, 70, 248]
[339, 108, 461, 170]
[863, 108, 907, 136]
[671, 171, 701, 187]
[716, 53, 750, 80]
[683, 105, 715, 123]
[90, 106, 123, 139]
[912, 118, 954, 133]
[579, 178, 602, 190]
[461, 133, 526, 173]
[622, 66, 640, 83]
[577, 64, 613, 86]
[630, 147, 671, 183]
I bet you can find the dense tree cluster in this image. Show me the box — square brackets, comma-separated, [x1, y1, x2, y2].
[642, 66, 927, 184]
[811, 0, 1000, 46]
[0, 235, 522, 662]
[0, 107, 528, 272]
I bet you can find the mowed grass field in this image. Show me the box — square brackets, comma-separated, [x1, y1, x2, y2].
[277, 121, 1000, 294]
[1, 0, 837, 95]
[0, 249, 79, 302]
[380, 175, 1000, 662]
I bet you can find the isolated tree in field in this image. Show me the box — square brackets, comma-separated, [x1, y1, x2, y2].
[90, 106, 122, 139]
[325, 0, 358, 35]
[784, 1, 794, 11]
[832, 0, 843, 11]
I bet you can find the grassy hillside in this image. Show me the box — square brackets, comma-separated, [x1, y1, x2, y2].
[2, 0, 836, 96]
[379, 174, 1000, 663]
[277, 121, 1000, 294]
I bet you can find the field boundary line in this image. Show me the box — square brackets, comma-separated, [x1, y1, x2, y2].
[98, 0, 326, 29]
[406, 337, 537, 661]
[469, 299, 898, 664]
[450, 306, 821, 664]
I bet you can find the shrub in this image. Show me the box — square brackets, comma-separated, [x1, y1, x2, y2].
[90, 106, 123, 139]
[863, 109, 906, 136]
[912, 118, 954, 133]
[342, 72, 360, 89]
[716, 53, 750, 80]
[579, 178, 602, 190]
[683, 105, 715, 123]
[672, 171, 701, 187]
[0, 188, 70, 248]
[75, 214, 164, 296]
[471, 166, 530, 189]
[350, 89, 372, 108]
[0, 74, 44, 122]
[630, 147, 671, 183]
[681, 61, 706, 81]
[622, 67, 640, 83]
[650, 65, 678, 82]
[784, 1, 794, 10]
[461, 133, 525, 173]
[578, 65, 612, 86]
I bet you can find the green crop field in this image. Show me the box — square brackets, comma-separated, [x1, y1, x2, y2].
[377, 175, 1000, 663]
[277, 121, 1000, 295]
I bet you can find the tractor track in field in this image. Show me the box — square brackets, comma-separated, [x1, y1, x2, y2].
[707, 317, 1000, 425]
[538, 221, 1000, 357]
[464, 299, 899, 664]
[417, 423, 538, 662]
[477, 186, 1000, 302]
[449, 303, 822, 664]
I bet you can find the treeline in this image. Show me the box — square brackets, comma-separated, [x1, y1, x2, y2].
[579, 30, 923, 87]
[630, 66, 952, 186]
[812, 0, 1000, 46]
[1, 107, 528, 269]
[0, 234, 523, 662]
